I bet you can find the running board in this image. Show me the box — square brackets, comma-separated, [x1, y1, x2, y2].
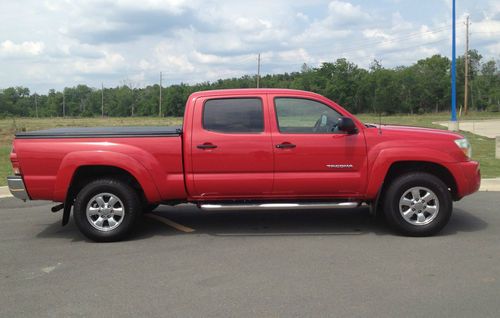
[199, 202, 360, 211]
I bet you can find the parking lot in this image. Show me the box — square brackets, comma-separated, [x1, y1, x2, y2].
[1, 192, 499, 317]
[436, 119, 500, 139]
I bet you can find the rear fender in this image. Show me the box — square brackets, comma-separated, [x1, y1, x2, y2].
[53, 151, 161, 202]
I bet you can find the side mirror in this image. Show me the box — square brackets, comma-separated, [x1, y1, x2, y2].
[337, 117, 358, 134]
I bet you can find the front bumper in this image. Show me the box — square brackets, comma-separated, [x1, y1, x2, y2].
[448, 160, 481, 199]
[7, 176, 30, 201]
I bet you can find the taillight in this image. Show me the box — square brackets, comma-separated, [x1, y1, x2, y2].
[10, 146, 21, 175]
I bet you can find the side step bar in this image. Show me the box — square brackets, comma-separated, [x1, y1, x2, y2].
[199, 202, 360, 211]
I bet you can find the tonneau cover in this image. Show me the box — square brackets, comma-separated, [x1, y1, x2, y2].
[15, 126, 182, 139]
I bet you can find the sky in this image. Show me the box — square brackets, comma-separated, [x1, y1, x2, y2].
[0, 0, 499, 93]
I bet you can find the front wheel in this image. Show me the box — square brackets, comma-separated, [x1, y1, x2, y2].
[383, 172, 452, 236]
[73, 179, 141, 242]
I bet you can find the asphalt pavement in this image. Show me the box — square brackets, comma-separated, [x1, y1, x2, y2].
[1, 192, 499, 317]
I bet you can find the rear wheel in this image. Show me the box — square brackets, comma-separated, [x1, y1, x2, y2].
[73, 179, 141, 242]
[383, 172, 452, 236]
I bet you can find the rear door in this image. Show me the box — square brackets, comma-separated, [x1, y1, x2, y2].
[268, 95, 367, 198]
[188, 94, 274, 199]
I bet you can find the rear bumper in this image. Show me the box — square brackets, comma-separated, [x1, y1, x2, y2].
[7, 176, 30, 201]
[448, 161, 481, 199]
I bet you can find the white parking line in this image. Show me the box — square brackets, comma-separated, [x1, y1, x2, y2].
[145, 213, 195, 233]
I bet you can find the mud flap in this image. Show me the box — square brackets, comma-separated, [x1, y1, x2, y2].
[369, 186, 383, 217]
[62, 197, 73, 226]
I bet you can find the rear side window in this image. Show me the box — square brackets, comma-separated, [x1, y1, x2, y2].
[203, 98, 264, 133]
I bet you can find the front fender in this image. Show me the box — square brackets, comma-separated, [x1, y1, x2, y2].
[53, 151, 162, 202]
[365, 147, 458, 199]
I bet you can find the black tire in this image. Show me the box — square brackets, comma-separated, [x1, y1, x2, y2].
[73, 179, 141, 242]
[383, 172, 452, 236]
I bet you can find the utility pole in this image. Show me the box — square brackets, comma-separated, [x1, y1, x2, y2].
[463, 15, 470, 115]
[159, 71, 162, 117]
[62, 90, 66, 117]
[34, 93, 38, 118]
[256, 53, 261, 88]
[449, 0, 458, 131]
[101, 83, 104, 117]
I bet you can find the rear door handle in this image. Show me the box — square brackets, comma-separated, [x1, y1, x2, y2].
[197, 143, 218, 149]
[276, 143, 296, 149]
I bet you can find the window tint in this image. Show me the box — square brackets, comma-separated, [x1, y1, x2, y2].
[275, 98, 342, 133]
[203, 98, 264, 133]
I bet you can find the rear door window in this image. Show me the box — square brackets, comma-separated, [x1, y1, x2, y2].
[203, 98, 264, 133]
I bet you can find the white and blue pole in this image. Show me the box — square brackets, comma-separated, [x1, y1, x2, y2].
[450, 0, 458, 131]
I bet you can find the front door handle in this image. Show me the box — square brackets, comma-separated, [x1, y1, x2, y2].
[197, 143, 218, 149]
[276, 142, 296, 149]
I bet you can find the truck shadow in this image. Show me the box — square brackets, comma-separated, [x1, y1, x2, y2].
[36, 217, 172, 242]
[36, 205, 487, 241]
[440, 208, 488, 235]
[133, 205, 487, 239]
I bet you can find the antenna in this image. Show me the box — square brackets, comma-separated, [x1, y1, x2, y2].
[34, 93, 38, 118]
[62, 89, 66, 117]
[101, 83, 104, 117]
[378, 112, 382, 135]
[257, 53, 261, 88]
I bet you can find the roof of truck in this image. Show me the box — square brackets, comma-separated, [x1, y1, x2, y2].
[188, 88, 325, 99]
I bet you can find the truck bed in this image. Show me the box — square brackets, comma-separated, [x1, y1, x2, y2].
[13, 126, 185, 202]
[15, 126, 182, 138]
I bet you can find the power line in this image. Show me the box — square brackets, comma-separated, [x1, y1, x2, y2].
[339, 36, 450, 58]
[255, 25, 464, 65]
[470, 31, 500, 34]
[320, 23, 455, 52]
[159, 71, 162, 117]
[342, 23, 462, 52]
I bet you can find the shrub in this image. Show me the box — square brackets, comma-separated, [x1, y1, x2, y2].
[486, 104, 499, 112]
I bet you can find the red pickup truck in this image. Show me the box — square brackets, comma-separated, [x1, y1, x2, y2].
[7, 89, 480, 241]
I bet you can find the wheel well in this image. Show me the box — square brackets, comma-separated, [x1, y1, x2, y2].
[381, 161, 458, 201]
[68, 165, 145, 203]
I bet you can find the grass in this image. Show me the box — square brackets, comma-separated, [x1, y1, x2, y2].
[0, 145, 11, 187]
[357, 111, 500, 127]
[1, 112, 499, 186]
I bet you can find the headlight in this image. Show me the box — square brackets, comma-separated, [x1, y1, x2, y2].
[454, 138, 472, 158]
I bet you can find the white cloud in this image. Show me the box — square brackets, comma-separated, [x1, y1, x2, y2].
[154, 42, 195, 73]
[0, 40, 45, 56]
[278, 48, 312, 63]
[1, 0, 500, 92]
[327, 0, 371, 22]
[74, 52, 126, 74]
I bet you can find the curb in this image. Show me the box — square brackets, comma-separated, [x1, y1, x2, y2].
[0, 186, 11, 199]
[479, 178, 500, 192]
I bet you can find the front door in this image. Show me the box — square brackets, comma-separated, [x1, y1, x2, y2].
[188, 95, 274, 199]
[268, 95, 367, 198]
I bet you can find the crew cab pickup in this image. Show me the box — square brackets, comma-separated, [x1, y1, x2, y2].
[7, 89, 481, 241]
